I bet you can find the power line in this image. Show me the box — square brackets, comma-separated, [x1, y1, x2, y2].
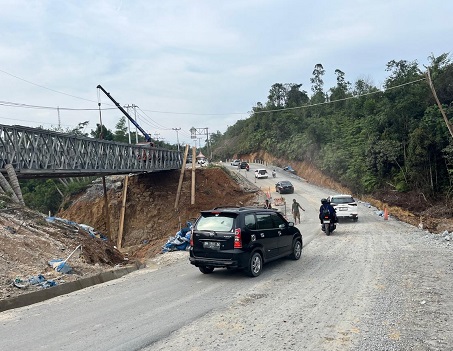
[0, 100, 116, 111]
[0, 77, 427, 116]
[251, 77, 427, 115]
[0, 68, 98, 103]
[0, 64, 427, 126]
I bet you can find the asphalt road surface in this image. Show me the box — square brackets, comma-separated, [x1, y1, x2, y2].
[0, 165, 452, 351]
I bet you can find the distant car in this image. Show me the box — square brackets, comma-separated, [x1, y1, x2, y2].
[327, 194, 358, 221]
[189, 206, 303, 277]
[231, 159, 241, 166]
[283, 166, 296, 174]
[240, 161, 249, 169]
[198, 159, 208, 166]
[275, 180, 294, 194]
[255, 169, 268, 179]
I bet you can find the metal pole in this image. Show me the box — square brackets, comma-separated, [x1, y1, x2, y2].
[172, 128, 181, 151]
[124, 105, 132, 144]
[133, 104, 139, 143]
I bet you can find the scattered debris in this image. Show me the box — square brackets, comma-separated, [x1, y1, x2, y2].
[48, 244, 82, 273]
[162, 223, 192, 253]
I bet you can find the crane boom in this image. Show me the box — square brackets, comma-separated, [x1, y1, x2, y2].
[96, 84, 152, 142]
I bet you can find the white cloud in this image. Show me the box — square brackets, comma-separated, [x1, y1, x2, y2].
[0, 0, 451, 145]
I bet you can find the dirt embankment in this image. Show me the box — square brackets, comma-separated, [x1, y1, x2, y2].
[58, 167, 259, 261]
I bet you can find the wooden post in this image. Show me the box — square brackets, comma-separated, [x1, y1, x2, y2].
[102, 176, 112, 240]
[191, 146, 196, 205]
[117, 175, 129, 249]
[175, 144, 189, 209]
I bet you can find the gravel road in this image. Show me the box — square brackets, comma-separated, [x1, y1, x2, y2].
[148, 166, 453, 351]
[1, 166, 451, 351]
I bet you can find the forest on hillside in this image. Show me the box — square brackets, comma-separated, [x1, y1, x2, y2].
[210, 53, 453, 201]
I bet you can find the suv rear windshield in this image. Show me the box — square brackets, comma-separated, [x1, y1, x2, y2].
[331, 196, 354, 204]
[196, 214, 235, 232]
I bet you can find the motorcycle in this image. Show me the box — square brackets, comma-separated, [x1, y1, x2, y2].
[246, 164, 250, 171]
[272, 170, 276, 178]
[321, 211, 336, 236]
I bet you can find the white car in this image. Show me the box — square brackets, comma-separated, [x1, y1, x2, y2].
[254, 169, 268, 179]
[327, 194, 358, 221]
[231, 159, 241, 166]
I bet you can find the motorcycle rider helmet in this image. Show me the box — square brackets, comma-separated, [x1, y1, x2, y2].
[321, 198, 328, 204]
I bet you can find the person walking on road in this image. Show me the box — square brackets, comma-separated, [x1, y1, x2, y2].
[291, 199, 305, 224]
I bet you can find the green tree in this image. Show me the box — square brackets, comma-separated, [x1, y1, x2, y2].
[267, 83, 287, 108]
[310, 63, 325, 104]
[21, 179, 61, 215]
[91, 124, 114, 140]
[113, 117, 129, 143]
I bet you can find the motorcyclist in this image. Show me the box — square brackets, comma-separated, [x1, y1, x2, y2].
[272, 169, 276, 178]
[319, 198, 337, 224]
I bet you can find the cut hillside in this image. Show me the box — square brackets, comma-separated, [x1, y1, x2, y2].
[58, 167, 260, 261]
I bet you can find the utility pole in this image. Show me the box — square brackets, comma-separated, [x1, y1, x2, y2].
[172, 128, 181, 151]
[154, 133, 160, 146]
[57, 106, 61, 129]
[123, 104, 132, 144]
[123, 104, 139, 144]
[132, 104, 139, 143]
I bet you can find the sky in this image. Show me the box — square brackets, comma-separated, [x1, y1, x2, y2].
[0, 0, 451, 147]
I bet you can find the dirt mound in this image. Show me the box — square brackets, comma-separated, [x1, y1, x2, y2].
[58, 167, 259, 260]
[0, 206, 125, 300]
[0, 166, 259, 301]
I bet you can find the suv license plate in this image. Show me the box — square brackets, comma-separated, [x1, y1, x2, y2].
[203, 241, 220, 250]
[339, 207, 348, 211]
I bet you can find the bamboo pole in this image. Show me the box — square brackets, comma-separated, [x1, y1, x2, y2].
[175, 144, 189, 209]
[117, 175, 129, 249]
[102, 176, 112, 240]
[191, 146, 196, 205]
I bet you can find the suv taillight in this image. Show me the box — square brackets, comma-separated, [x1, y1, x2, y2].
[234, 228, 242, 248]
[190, 230, 194, 247]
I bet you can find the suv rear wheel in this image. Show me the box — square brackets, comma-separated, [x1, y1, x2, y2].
[199, 266, 214, 274]
[246, 252, 263, 277]
[289, 239, 302, 260]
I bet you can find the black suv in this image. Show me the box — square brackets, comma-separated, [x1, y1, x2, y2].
[189, 206, 303, 277]
[239, 161, 249, 169]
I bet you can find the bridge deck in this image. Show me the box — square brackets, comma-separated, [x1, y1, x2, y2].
[0, 124, 182, 178]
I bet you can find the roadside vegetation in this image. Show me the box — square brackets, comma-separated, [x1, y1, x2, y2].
[209, 53, 453, 206]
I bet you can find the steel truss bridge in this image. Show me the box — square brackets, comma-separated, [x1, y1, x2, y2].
[0, 124, 182, 179]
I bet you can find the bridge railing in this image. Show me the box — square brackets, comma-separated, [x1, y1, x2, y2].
[0, 124, 182, 178]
